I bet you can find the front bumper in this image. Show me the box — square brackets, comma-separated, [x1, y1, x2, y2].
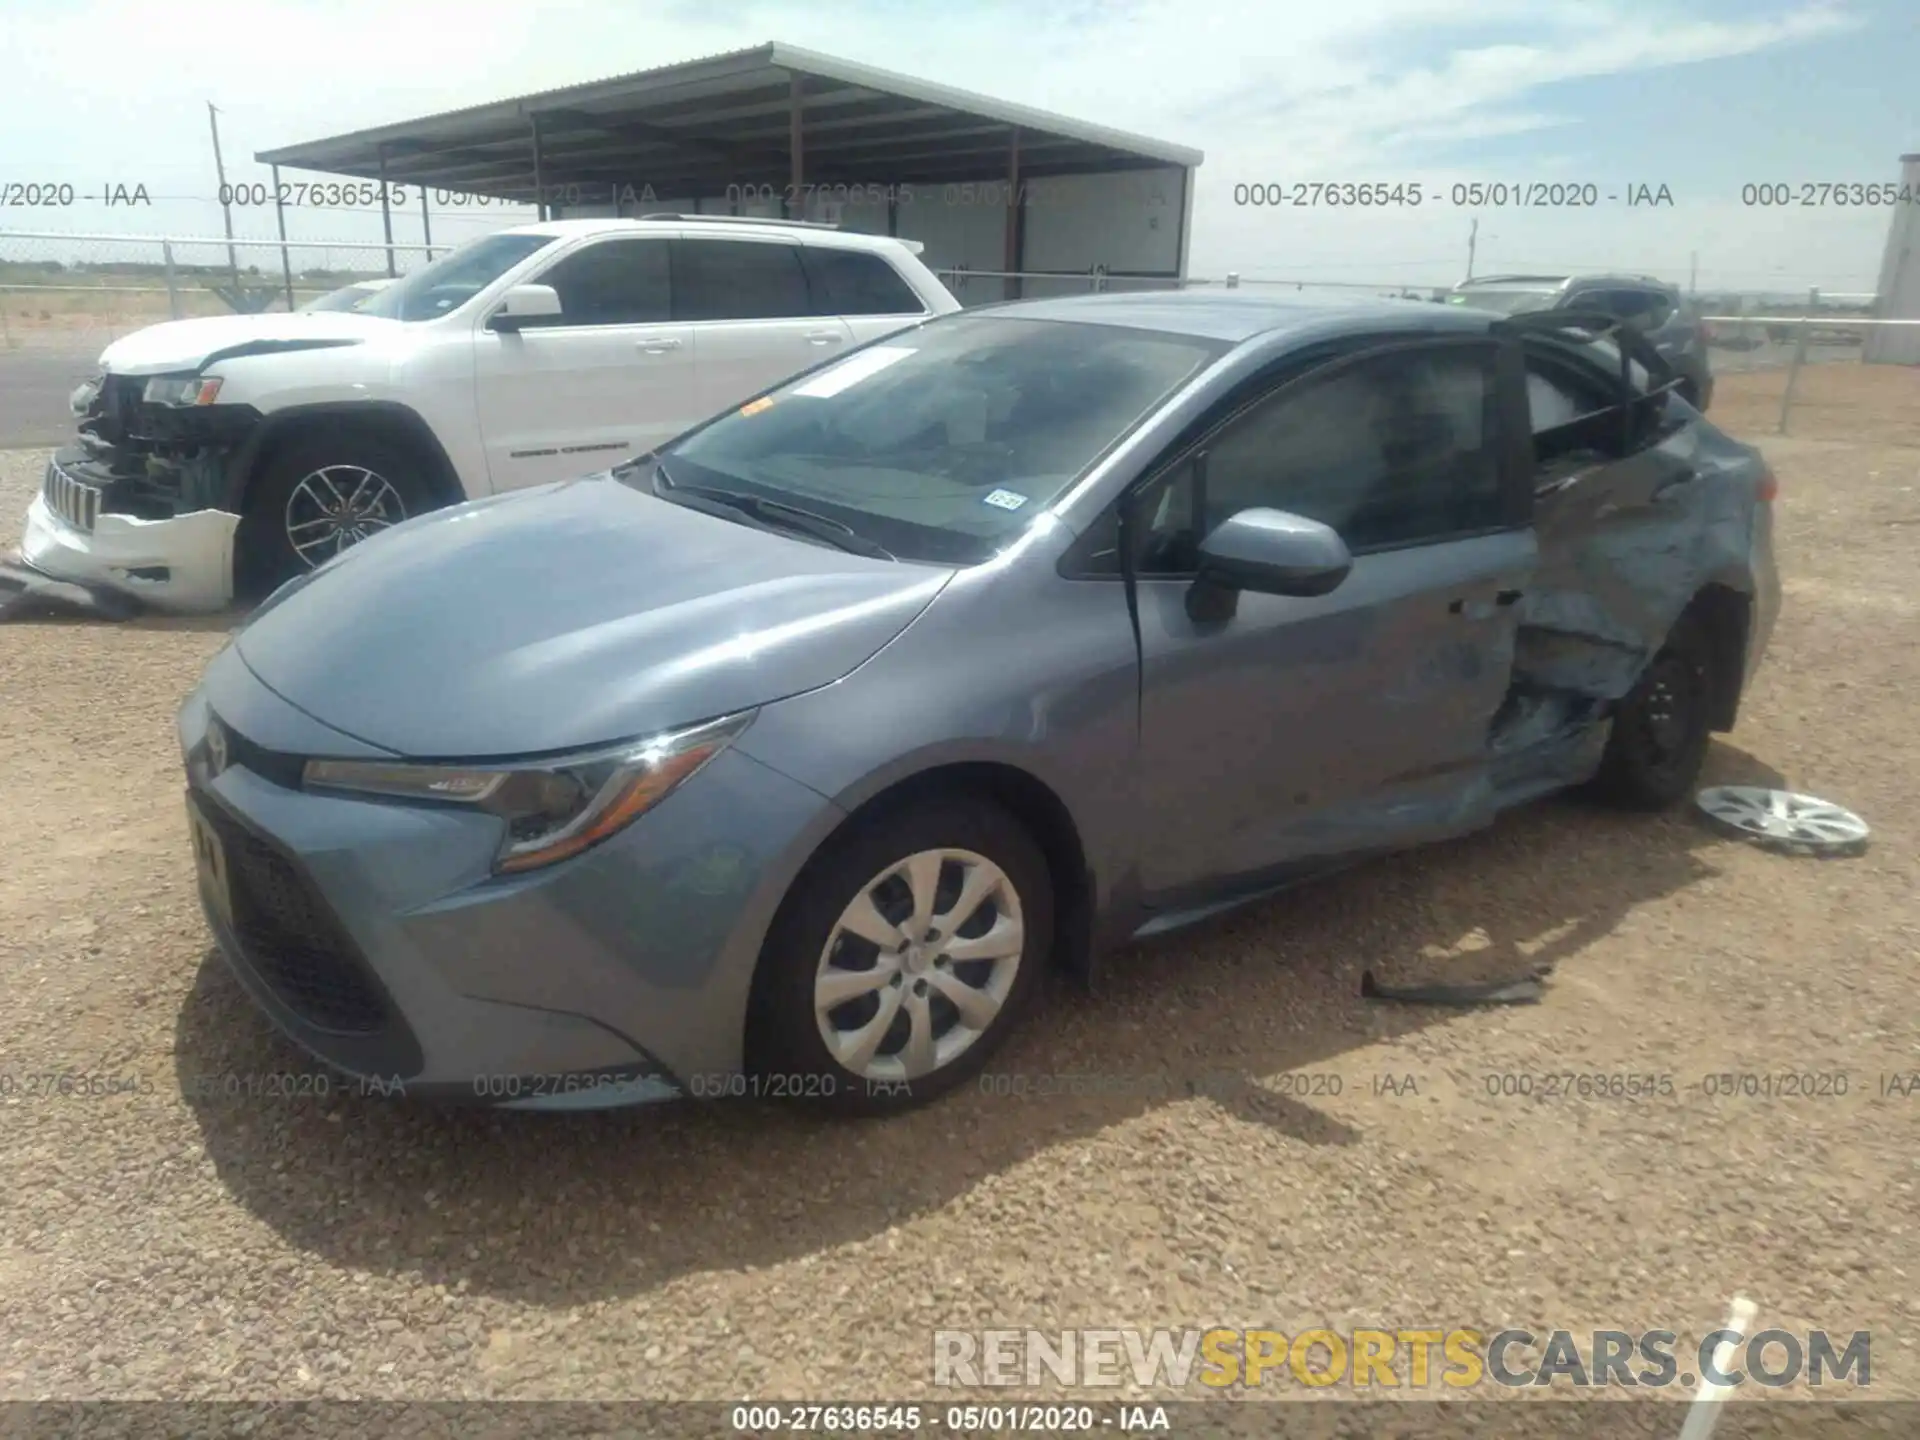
[23, 476, 237, 614]
[177, 654, 846, 1109]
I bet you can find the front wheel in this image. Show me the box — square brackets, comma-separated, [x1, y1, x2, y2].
[234, 434, 438, 598]
[1587, 612, 1717, 810]
[747, 796, 1053, 1115]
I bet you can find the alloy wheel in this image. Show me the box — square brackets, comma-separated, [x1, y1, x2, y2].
[285, 465, 407, 567]
[813, 848, 1025, 1083]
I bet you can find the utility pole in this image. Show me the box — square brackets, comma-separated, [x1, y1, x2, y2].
[1689, 250, 1698, 295]
[1466, 217, 1478, 280]
[207, 102, 240, 287]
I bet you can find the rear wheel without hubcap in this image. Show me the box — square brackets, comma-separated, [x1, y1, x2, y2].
[750, 796, 1052, 1114]
[1589, 611, 1716, 810]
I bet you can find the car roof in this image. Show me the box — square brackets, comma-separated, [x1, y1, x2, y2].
[964, 289, 1494, 344]
[493, 216, 913, 253]
[1456, 272, 1676, 293]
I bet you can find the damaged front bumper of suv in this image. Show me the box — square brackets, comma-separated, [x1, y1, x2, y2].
[17, 373, 259, 613]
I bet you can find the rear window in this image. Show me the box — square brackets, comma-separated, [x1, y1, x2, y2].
[672, 239, 813, 321]
[803, 248, 924, 316]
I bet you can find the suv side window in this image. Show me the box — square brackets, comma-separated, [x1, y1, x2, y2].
[672, 239, 813, 321]
[534, 239, 671, 326]
[802, 248, 924, 316]
[1127, 343, 1506, 572]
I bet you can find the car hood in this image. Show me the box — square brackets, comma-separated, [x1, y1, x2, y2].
[233, 475, 953, 758]
[99, 312, 398, 376]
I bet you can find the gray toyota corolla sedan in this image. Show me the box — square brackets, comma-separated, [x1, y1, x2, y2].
[179, 291, 1779, 1114]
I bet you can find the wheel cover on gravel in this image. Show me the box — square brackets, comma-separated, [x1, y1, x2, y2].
[1695, 785, 1870, 856]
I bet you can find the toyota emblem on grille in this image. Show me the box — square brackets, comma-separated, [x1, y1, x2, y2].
[205, 719, 229, 777]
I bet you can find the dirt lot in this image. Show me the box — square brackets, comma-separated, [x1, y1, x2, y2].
[1, 367, 1917, 1418]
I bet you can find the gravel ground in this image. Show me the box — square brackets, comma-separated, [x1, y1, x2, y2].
[1, 368, 1917, 1415]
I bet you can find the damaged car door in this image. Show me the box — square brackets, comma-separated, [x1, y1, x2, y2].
[1496, 318, 1712, 744]
[1129, 336, 1536, 906]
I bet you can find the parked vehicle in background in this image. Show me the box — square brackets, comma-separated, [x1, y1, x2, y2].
[22, 217, 957, 612]
[177, 290, 1779, 1116]
[1447, 273, 1714, 412]
[298, 276, 396, 312]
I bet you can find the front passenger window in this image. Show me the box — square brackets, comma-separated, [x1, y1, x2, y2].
[533, 240, 671, 326]
[1200, 345, 1506, 552]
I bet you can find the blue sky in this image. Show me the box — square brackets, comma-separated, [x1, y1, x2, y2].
[2, 0, 1911, 294]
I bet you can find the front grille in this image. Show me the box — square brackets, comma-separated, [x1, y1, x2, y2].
[197, 796, 390, 1035]
[42, 458, 101, 532]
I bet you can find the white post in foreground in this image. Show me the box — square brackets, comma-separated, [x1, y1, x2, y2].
[1676, 1296, 1759, 1440]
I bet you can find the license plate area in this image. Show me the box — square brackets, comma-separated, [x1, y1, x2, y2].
[186, 792, 236, 932]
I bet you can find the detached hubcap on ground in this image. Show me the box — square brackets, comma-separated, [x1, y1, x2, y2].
[815, 848, 1024, 1083]
[286, 465, 406, 567]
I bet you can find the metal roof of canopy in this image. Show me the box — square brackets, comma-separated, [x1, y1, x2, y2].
[255, 42, 1203, 205]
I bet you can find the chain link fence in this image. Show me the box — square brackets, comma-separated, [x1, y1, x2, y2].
[0, 230, 453, 350]
[2, 227, 1912, 446]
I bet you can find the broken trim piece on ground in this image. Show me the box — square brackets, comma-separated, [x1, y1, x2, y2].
[0, 557, 148, 622]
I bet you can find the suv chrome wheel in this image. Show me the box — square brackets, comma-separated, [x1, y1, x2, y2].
[285, 464, 407, 567]
[813, 847, 1025, 1083]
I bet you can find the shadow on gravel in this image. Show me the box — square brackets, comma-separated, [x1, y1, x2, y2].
[175, 740, 1787, 1307]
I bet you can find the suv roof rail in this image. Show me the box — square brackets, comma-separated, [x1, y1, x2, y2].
[636, 212, 841, 231]
[1460, 273, 1568, 286]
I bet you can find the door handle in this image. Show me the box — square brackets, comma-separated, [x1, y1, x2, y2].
[804, 329, 845, 346]
[1450, 590, 1523, 616]
[636, 337, 682, 354]
[1652, 466, 1698, 501]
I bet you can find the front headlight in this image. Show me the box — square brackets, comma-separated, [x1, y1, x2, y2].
[142, 372, 223, 407]
[301, 711, 753, 873]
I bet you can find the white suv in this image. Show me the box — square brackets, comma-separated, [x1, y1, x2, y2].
[24, 216, 959, 611]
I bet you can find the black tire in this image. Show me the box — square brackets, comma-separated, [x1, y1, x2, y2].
[746, 794, 1053, 1117]
[1588, 611, 1717, 810]
[234, 432, 440, 599]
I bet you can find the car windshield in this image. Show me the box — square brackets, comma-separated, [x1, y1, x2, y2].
[301, 283, 380, 313]
[357, 233, 555, 322]
[1448, 287, 1558, 316]
[641, 316, 1227, 565]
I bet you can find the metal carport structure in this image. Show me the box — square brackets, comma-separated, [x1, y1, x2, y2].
[255, 41, 1202, 303]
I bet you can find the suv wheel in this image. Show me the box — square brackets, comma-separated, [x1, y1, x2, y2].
[235, 434, 437, 597]
[747, 795, 1052, 1116]
[1588, 611, 1716, 810]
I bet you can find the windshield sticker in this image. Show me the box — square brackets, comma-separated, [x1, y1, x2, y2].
[982, 489, 1029, 511]
[739, 396, 775, 417]
[790, 345, 916, 399]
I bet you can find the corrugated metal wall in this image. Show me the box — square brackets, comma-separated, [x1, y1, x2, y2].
[1865, 154, 1920, 365]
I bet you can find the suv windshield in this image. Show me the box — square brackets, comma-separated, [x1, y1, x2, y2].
[641, 315, 1228, 565]
[301, 282, 383, 313]
[1448, 286, 1559, 316]
[357, 233, 556, 322]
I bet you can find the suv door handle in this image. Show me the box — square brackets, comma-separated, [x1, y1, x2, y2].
[1449, 590, 1523, 616]
[636, 337, 681, 354]
[804, 329, 844, 346]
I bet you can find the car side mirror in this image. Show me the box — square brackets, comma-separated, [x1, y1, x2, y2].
[1187, 508, 1352, 622]
[487, 284, 563, 331]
